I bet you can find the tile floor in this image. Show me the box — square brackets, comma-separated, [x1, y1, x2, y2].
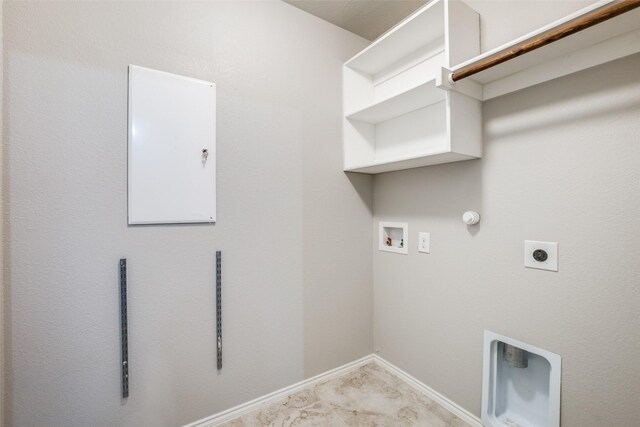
[219, 362, 471, 426]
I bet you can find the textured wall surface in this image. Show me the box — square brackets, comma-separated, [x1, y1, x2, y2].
[3, 2, 371, 426]
[372, 2, 640, 423]
[5, 0, 640, 426]
[468, 0, 594, 51]
[0, 2, 3, 425]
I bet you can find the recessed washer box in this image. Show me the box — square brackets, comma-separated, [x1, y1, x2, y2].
[379, 222, 408, 254]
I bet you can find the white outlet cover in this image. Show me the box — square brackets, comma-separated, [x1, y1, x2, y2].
[418, 232, 430, 253]
[524, 240, 558, 272]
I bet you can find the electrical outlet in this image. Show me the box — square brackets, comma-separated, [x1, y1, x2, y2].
[524, 240, 558, 271]
[418, 232, 430, 253]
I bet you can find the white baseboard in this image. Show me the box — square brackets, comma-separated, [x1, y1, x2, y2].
[183, 353, 483, 427]
[183, 354, 375, 427]
[372, 355, 483, 427]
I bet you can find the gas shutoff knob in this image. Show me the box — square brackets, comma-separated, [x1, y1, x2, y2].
[533, 249, 548, 262]
[462, 211, 480, 225]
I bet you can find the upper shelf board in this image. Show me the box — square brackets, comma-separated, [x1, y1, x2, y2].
[344, 0, 445, 75]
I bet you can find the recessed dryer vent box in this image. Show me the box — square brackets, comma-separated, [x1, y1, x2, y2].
[379, 222, 408, 254]
[482, 331, 561, 427]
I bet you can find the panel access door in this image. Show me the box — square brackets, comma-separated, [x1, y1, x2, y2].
[128, 65, 216, 224]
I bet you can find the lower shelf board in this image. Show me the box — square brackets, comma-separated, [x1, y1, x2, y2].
[344, 151, 479, 174]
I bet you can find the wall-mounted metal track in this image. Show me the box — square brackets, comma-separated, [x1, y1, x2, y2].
[119, 258, 129, 398]
[216, 251, 222, 370]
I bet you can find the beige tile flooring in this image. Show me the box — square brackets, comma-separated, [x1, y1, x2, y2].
[219, 362, 471, 426]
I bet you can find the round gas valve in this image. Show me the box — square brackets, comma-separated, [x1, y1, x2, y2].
[462, 211, 481, 225]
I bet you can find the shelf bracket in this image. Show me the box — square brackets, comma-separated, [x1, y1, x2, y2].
[436, 67, 483, 100]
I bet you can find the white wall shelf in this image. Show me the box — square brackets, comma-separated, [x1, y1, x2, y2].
[343, 0, 482, 175]
[444, 0, 640, 101]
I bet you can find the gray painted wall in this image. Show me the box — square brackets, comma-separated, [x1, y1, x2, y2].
[3, 2, 371, 426]
[372, 2, 640, 425]
[0, 2, 3, 425]
[5, 0, 640, 426]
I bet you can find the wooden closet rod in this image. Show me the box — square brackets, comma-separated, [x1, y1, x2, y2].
[450, 0, 640, 82]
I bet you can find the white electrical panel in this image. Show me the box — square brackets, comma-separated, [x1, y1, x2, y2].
[128, 65, 216, 224]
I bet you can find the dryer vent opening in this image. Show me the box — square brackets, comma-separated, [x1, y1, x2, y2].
[503, 343, 528, 368]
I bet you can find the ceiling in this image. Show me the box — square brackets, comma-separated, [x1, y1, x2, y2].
[283, 0, 428, 41]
